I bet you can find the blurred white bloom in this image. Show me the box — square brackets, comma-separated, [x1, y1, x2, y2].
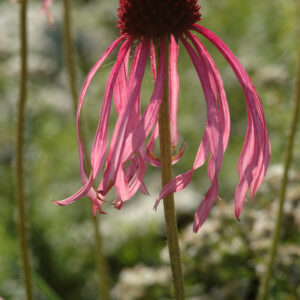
[112, 264, 171, 300]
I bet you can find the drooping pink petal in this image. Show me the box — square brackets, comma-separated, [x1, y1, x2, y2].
[182, 37, 223, 177]
[126, 43, 144, 134]
[155, 34, 226, 212]
[146, 36, 180, 155]
[85, 39, 133, 212]
[121, 37, 166, 163]
[154, 128, 210, 210]
[114, 151, 147, 207]
[155, 36, 229, 231]
[146, 45, 159, 155]
[145, 43, 160, 156]
[169, 35, 180, 147]
[102, 38, 149, 193]
[181, 37, 223, 171]
[54, 37, 131, 207]
[125, 155, 149, 195]
[187, 32, 230, 152]
[187, 33, 231, 231]
[112, 45, 151, 198]
[193, 177, 219, 232]
[109, 38, 166, 204]
[90, 38, 133, 178]
[53, 174, 94, 206]
[113, 49, 130, 114]
[193, 24, 271, 219]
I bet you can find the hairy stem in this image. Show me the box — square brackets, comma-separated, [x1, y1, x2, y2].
[63, 1, 110, 298]
[257, 49, 300, 300]
[157, 38, 185, 300]
[16, 0, 33, 299]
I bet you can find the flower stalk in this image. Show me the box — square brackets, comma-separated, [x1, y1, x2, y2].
[257, 49, 300, 300]
[91, 208, 110, 300]
[156, 38, 185, 300]
[16, 0, 33, 299]
[62, 1, 110, 298]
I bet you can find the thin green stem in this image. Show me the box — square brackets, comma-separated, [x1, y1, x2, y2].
[62, 1, 111, 299]
[257, 49, 300, 300]
[91, 204, 111, 300]
[16, 0, 33, 299]
[63, 0, 77, 111]
[157, 38, 185, 300]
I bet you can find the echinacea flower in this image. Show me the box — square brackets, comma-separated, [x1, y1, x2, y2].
[54, 0, 270, 232]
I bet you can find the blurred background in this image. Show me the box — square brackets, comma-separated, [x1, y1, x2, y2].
[0, 0, 300, 299]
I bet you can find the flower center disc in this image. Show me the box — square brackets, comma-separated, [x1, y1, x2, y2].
[118, 0, 201, 37]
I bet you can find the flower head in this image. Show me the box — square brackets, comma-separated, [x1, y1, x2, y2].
[54, 0, 270, 232]
[118, 0, 201, 37]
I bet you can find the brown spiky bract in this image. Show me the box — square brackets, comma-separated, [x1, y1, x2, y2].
[118, 0, 201, 37]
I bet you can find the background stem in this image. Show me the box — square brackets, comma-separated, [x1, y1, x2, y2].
[62, 1, 111, 299]
[16, 0, 33, 299]
[157, 38, 185, 300]
[63, 0, 77, 111]
[257, 49, 300, 300]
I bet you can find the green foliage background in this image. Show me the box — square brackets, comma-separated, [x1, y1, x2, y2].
[0, 0, 299, 299]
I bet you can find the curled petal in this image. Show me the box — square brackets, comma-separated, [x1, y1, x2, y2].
[181, 37, 223, 170]
[53, 174, 94, 206]
[115, 151, 147, 204]
[126, 155, 150, 195]
[117, 152, 150, 196]
[154, 169, 193, 210]
[193, 24, 271, 219]
[187, 32, 230, 152]
[155, 36, 228, 231]
[145, 141, 186, 167]
[193, 178, 219, 232]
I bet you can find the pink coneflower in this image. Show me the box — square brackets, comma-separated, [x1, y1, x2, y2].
[55, 0, 270, 232]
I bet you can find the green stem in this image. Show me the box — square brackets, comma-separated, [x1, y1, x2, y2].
[157, 38, 185, 300]
[62, 2, 111, 299]
[16, 0, 33, 299]
[91, 206, 111, 300]
[257, 49, 300, 300]
[63, 0, 77, 111]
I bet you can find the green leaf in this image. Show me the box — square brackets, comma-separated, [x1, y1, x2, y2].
[33, 272, 63, 300]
